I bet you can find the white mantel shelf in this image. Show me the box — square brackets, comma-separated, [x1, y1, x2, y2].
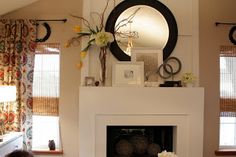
[79, 87, 204, 115]
[79, 87, 204, 157]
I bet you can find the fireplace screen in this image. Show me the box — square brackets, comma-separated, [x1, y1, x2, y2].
[107, 126, 173, 157]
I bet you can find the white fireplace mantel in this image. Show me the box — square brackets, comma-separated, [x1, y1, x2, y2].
[79, 87, 204, 157]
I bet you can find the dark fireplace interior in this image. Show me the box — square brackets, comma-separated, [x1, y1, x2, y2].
[107, 126, 173, 157]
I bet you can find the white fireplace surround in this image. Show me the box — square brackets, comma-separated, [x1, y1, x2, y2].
[79, 87, 204, 157]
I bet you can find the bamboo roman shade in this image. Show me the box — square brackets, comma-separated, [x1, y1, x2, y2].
[33, 43, 60, 116]
[220, 46, 236, 117]
[33, 97, 59, 116]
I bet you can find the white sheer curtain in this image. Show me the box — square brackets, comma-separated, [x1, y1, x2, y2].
[33, 43, 60, 116]
[32, 43, 61, 150]
[220, 46, 236, 117]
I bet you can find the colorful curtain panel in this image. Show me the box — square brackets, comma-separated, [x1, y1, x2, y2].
[220, 45, 236, 117]
[0, 19, 37, 150]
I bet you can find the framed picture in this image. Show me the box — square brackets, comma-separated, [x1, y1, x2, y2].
[131, 49, 163, 86]
[112, 62, 144, 87]
[84, 76, 95, 86]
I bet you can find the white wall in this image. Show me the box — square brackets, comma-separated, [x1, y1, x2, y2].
[81, 0, 199, 86]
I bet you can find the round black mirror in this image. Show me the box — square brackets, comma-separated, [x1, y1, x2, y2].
[105, 0, 178, 61]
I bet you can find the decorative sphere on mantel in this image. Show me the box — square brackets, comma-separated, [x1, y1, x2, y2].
[147, 143, 161, 156]
[130, 135, 148, 154]
[116, 139, 133, 156]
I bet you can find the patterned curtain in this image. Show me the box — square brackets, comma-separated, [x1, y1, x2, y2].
[0, 19, 37, 150]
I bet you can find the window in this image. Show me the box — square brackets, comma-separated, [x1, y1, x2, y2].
[220, 117, 236, 147]
[219, 46, 236, 149]
[32, 43, 61, 150]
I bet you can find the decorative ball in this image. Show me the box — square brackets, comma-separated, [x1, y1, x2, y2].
[115, 139, 133, 156]
[147, 143, 161, 156]
[129, 135, 148, 154]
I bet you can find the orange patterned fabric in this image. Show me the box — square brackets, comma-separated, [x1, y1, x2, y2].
[0, 19, 37, 150]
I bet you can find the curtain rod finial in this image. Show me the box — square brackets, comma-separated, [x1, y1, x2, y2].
[63, 19, 67, 23]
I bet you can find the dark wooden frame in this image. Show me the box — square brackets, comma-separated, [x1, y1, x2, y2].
[105, 0, 178, 61]
[215, 149, 236, 156]
[229, 26, 236, 45]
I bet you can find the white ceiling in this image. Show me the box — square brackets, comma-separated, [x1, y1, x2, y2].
[0, 0, 38, 15]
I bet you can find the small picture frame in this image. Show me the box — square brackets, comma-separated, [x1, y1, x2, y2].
[131, 48, 163, 86]
[84, 76, 95, 86]
[112, 62, 144, 87]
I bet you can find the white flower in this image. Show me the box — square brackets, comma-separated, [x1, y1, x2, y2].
[89, 34, 96, 45]
[181, 72, 197, 83]
[95, 31, 114, 47]
[158, 150, 178, 157]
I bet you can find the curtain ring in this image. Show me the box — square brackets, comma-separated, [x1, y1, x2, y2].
[229, 26, 236, 45]
[36, 22, 51, 42]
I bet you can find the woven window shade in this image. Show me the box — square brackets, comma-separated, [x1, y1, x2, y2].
[220, 46, 236, 57]
[33, 97, 59, 116]
[33, 43, 60, 116]
[220, 46, 236, 117]
[35, 43, 60, 54]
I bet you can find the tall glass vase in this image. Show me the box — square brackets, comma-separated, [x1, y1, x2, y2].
[99, 47, 107, 86]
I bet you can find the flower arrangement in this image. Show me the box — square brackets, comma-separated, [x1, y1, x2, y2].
[66, 20, 114, 58]
[181, 72, 197, 84]
[66, 0, 114, 85]
[158, 150, 178, 157]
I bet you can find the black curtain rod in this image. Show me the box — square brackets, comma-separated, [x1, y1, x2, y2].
[215, 22, 236, 26]
[36, 19, 67, 23]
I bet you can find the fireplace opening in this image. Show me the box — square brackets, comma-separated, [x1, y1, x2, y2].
[107, 126, 173, 157]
